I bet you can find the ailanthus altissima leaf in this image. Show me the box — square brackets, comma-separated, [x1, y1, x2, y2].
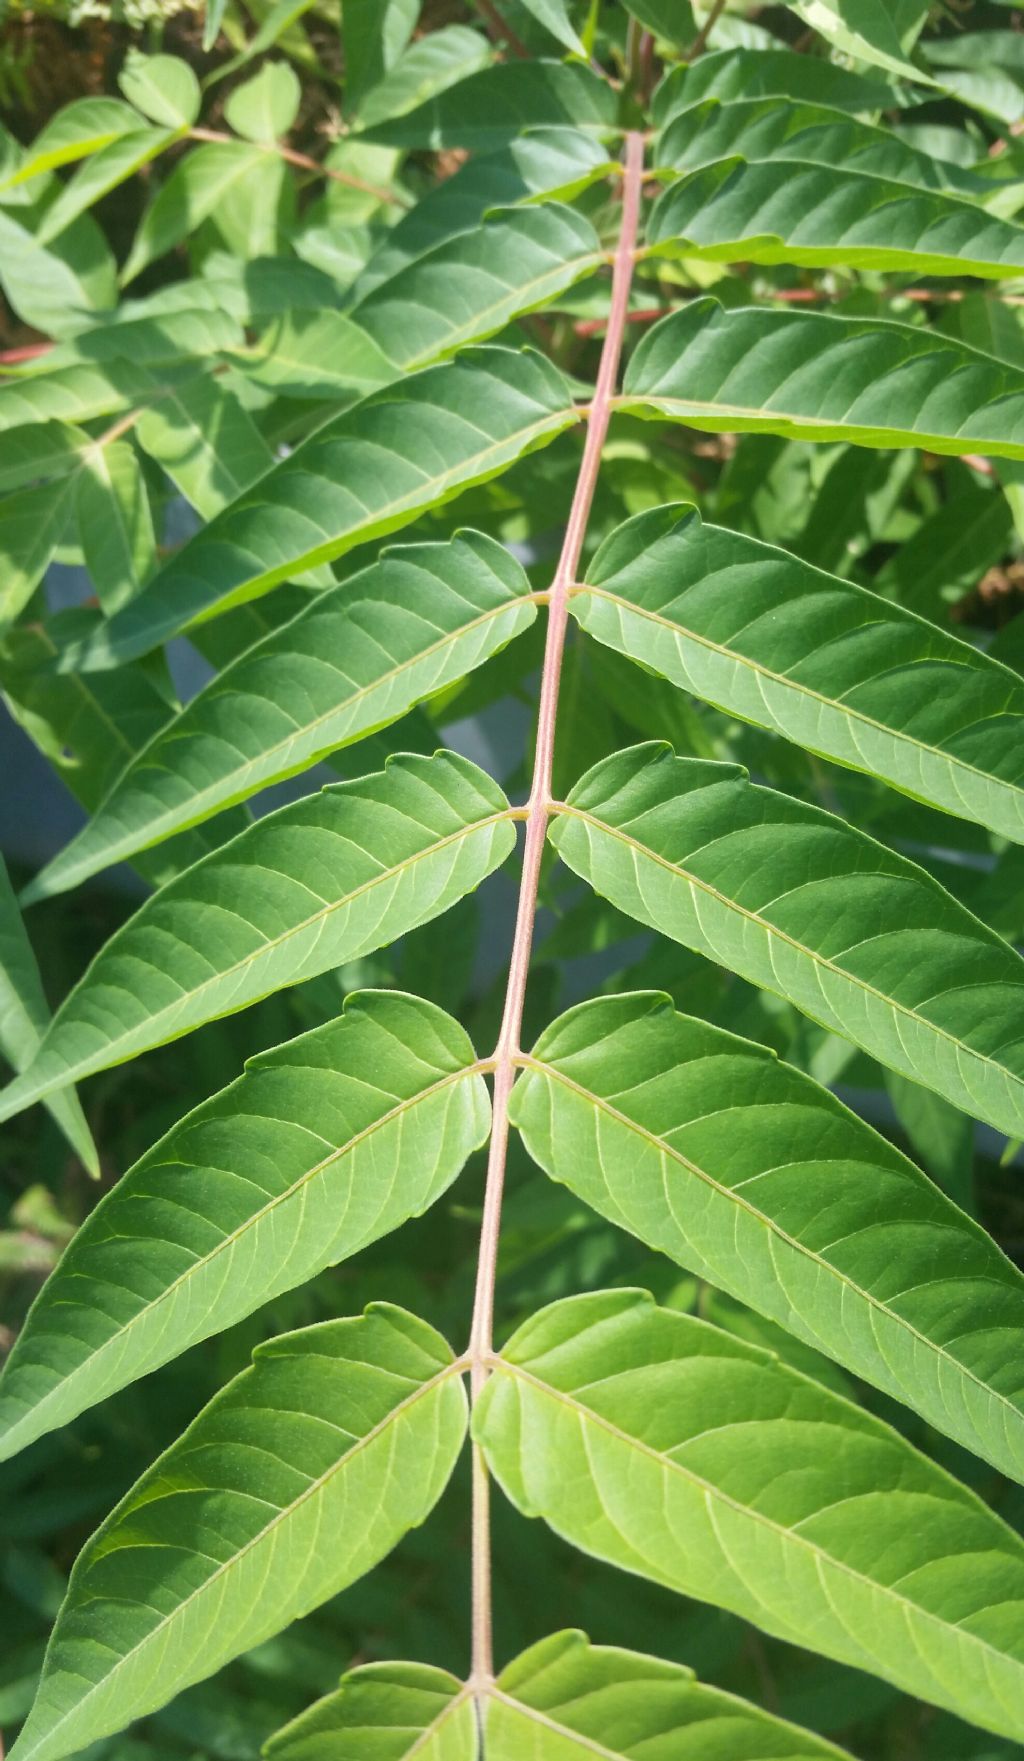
[348, 202, 606, 370]
[783, 0, 930, 83]
[647, 158, 1024, 279]
[27, 533, 535, 900]
[569, 504, 1024, 843]
[475, 1290, 1024, 1742]
[350, 128, 615, 300]
[654, 95, 988, 193]
[135, 375, 275, 519]
[0, 97, 144, 194]
[486, 1632, 855, 1760]
[265, 1662, 476, 1761]
[0, 751, 514, 1121]
[548, 744, 1024, 1141]
[360, 60, 617, 150]
[620, 301, 1024, 457]
[9, 1307, 468, 1761]
[651, 48, 904, 130]
[0, 858, 96, 1174]
[511, 992, 1024, 1484]
[0, 991, 488, 1460]
[72, 345, 578, 668]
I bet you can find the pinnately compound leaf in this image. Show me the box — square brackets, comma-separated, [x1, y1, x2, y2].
[265, 1662, 476, 1761]
[10, 1306, 468, 1761]
[0, 751, 514, 1122]
[619, 301, 1024, 457]
[0, 991, 489, 1460]
[475, 1290, 1024, 1742]
[27, 532, 536, 900]
[569, 504, 1024, 844]
[486, 1631, 856, 1760]
[71, 345, 578, 669]
[510, 992, 1024, 1484]
[548, 744, 1024, 1141]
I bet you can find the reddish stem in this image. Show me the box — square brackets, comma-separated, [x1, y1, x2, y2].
[466, 130, 646, 1690]
[188, 127, 411, 207]
[690, 0, 728, 57]
[0, 341, 52, 364]
[475, 0, 529, 56]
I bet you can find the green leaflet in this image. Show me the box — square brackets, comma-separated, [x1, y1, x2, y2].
[486, 1631, 855, 1759]
[0, 991, 488, 1460]
[516, 0, 586, 55]
[121, 141, 284, 284]
[0, 307, 242, 436]
[37, 125, 180, 244]
[654, 95, 989, 195]
[9, 1306, 468, 1761]
[619, 301, 1024, 457]
[265, 1631, 857, 1761]
[651, 48, 904, 131]
[0, 613, 251, 888]
[0, 421, 91, 492]
[548, 744, 1024, 1141]
[0, 359, 156, 432]
[0, 857, 96, 1175]
[348, 202, 606, 370]
[475, 1290, 1024, 1743]
[0, 207, 115, 340]
[118, 51, 201, 128]
[71, 344, 578, 669]
[0, 751, 514, 1120]
[237, 310, 397, 401]
[361, 60, 617, 150]
[350, 128, 615, 300]
[265, 1662, 476, 1761]
[569, 504, 1024, 843]
[647, 157, 1024, 279]
[135, 375, 275, 519]
[511, 991, 1024, 1484]
[621, 0, 695, 47]
[27, 533, 536, 900]
[224, 62, 301, 142]
[74, 440, 156, 615]
[783, 0, 932, 82]
[341, 0, 419, 114]
[0, 98, 144, 195]
[0, 475, 76, 624]
[353, 26, 493, 133]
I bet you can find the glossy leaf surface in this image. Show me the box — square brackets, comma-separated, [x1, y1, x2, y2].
[487, 1631, 855, 1759]
[0, 752, 513, 1119]
[73, 345, 577, 668]
[549, 744, 1024, 1140]
[570, 504, 1024, 842]
[265, 1662, 475, 1761]
[620, 301, 1024, 457]
[648, 158, 1024, 279]
[28, 533, 535, 898]
[512, 992, 1024, 1483]
[11, 1307, 468, 1761]
[476, 1290, 1024, 1741]
[0, 992, 488, 1460]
